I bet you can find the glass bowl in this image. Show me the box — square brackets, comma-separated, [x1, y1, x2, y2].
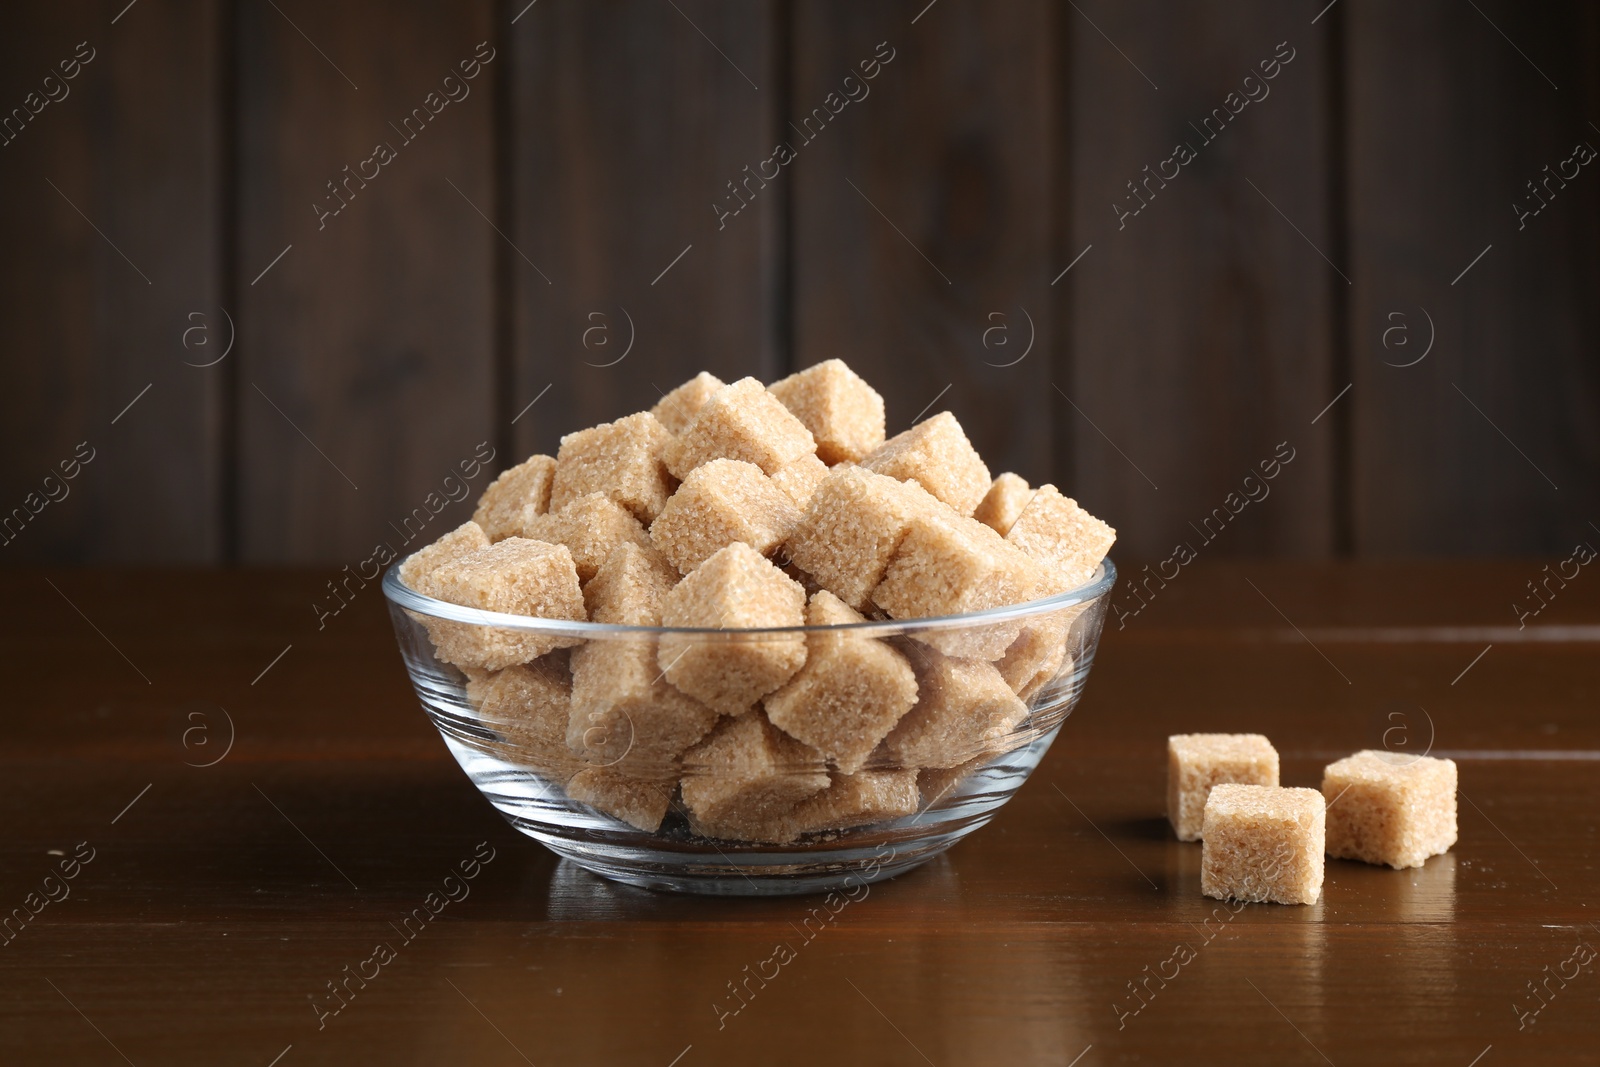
[383, 558, 1115, 896]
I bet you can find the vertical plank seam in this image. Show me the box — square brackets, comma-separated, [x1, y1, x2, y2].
[1327, 0, 1353, 556]
[221, 0, 241, 564]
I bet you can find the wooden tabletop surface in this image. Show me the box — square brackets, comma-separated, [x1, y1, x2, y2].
[3, 562, 1597, 1065]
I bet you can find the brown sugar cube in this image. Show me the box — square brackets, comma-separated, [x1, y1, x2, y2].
[784, 466, 939, 612]
[568, 637, 719, 776]
[770, 453, 830, 510]
[1322, 750, 1458, 869]
[916, 757, 990, 809]
[1167, 733, 1280, 842]
[550, 411, 677, 523]
[522, 492, 652, 584]
[665, 377, 816, 479]
[974, 473, 1034, 536]
[465, 656, 583, 784]
[872, 511, 1043, 658]
[995, 617, 1071, 703]
[421, 538, 586, 669]
[679, 714, 830, 843]
[657, 543, 807, 714]
[651, 371, 725, 434]
[565, 766, 676, 832]
[859, 411, 992, 516]
[1005, 485, 1116, 594]
[1201, 784, 1325, 905]
[471, 455, 557, 541]
[584, 541, 679, 625]
[768, 359, 887, 464]
[763, 591, 919, 773]
[649, 459, 801, 576]
[881, 649, 1028, 769]
[399, 520, 491, 592]
[787, 769, 920, 837]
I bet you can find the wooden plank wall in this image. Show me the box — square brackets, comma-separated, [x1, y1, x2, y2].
[0, 0, 1595, 565]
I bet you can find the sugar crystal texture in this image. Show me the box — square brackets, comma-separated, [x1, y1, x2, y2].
[784, 466, 940, 612]
[565, 767, 676, 832]
[1005, 484, 1116, 594]
[465, 656, 582, 782]
[769, 453, 831, 510]
[880, 646, 1028, 769]
[786, 769, 919, 837]
[763, 591, 918, 773]
[651, 371, 725, 435]
[1167, 733, 1280, 842]
[679, 713, 830, 842]
[1200, 784, 1325, 905]
[472, 455, 557, 541]
[859, 411, 992, 515]
[521, 492, 652, 584]
[550, 411, 677, 523]
[666, 377, 816, 479]
[583, 541, 679, 625]
[420, 537, 585, 668]
[568, 636, 719, 776]
[657, 543, 807, 714]
[768, 359, 887, 464]
[974, 473, 1034, 536]
[400, 520, 490, 592]
[649, 458, 801, 576]
[994, 615, 1071, 702]
[1322, 750, 1457, 869]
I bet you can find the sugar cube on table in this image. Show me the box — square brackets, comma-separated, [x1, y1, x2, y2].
[859, 411, 992, 516]
[784, 466, 938, 612]
[418, 537, 586, 669]
[568, 636, 719, 776]
[786, 769, 920, 837]
[1166, 733, 1280, 842]
[679, 713, 830, 843]
[651, 371, 725, 434]
[649, 458, 801, 576]
[657, 543, 807, 715]
[1200, 783, 1325, 905]
[471, 455, 557, 541]
[550, 411, 677, 523]
[666, 377, 816, 479]
[522, 492, 652, 585]
[764, 591, 918, 773]
[880, 647, 1028, 769]
[465, 656, 583, 783]
[399, 520, 490, 591]
[1005, 484, 1116, 594]
[583, 541, 679, 625]
[974, 472, 1033, 536]
[769, 453, 830, 510]
[768, 358, 887, 464]
[565, 766, 677, 832]
[1322, 750, 1458, 869]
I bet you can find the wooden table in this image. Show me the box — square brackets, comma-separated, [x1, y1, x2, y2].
[3, 563, 1596, 1065]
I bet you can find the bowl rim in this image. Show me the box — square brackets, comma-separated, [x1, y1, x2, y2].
[382, 555, 1116, 638]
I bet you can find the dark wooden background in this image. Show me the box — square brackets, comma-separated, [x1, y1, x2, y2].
[1, 0, 1596, 565]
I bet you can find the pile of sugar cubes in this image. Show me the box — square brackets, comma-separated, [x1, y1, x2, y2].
[399, 361, 1116, 842]
[1168, 734, 1459, 905]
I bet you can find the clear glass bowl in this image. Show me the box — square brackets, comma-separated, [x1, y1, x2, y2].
[383, 559, 1115, 896]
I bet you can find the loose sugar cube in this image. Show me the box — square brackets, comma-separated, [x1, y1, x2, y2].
[584, 541, 679, 625]
[422, 538, 586, 668]
[881, 649, 1028, 769]
[465, 657, 583, 783]
[565, 766, 676, 832]
[995, 617, 1071, 702]
[400, 520, 491, 592]
[679, 714, 830, 842]
[1005, 485, 1116, 594]
[784, 467, 940, 611]
[974, 473, 1033, 536]
[666, 377, 816, 479]
[768, 359, 887, 464]
[550, 411, 677, 523]
[649, 459, 801, 576]
[770, 453, 830, 510]
[859, 411, 992, 515]
[471, 455, 557, 541]
[764, 591, 918, 773]
[568, 637, 719, 776]
[1167, 733, 1280, 842]
[658, 543, 807, 714]
[787, 769, 920, 837]
[651, 371, 725, 434]
[1201, 784, 1325, 905]
[522, 492, 652, 584]
[1322, 750, 1458, 869]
